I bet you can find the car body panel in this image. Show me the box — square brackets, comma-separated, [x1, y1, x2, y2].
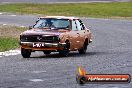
[20, 16, 92, 52]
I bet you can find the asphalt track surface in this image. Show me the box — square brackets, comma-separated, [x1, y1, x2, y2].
[0, 0, 132, 3]
[0, 14, 132, 88]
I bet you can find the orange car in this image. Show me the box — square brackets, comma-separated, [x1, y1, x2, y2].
[19, 16, 92, 58]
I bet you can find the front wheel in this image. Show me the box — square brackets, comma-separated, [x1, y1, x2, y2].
[59, 41, 70, 57]
[78, 40, 88, 54]
[21, 48, 31, 58]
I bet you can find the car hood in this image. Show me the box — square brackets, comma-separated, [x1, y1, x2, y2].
[21, 28, 68, 36]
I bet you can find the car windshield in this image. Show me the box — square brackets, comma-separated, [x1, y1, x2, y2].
[34, 18, 70, 30]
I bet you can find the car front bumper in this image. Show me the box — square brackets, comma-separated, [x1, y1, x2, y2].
[20, 42, 66, 51]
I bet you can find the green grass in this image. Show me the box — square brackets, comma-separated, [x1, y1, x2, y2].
[0, 37, 18, 52]
[0, 2, 132, 18]
[0, 25, 27, 51]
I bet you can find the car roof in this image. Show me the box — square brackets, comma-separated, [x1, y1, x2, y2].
[39, 16, 79, 20]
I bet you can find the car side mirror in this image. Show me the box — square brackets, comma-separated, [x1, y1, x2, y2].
[87, 26, 91, 30]
[29, 26, 33, 29]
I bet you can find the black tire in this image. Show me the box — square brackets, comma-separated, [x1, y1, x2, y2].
[78, 40, 88, 54]
[43, 51, 51, 55]
[21, 48, 31, 58]
[59, 41, 70, 57]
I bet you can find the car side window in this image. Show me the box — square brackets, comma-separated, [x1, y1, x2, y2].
[79, 20, 85, 30]
[72, 20, 77, 31]
[75, 20, 83, 31]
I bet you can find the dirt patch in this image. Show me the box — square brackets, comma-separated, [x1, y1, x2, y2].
[0, 25, 27, 39]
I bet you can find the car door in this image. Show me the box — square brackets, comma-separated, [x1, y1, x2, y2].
[75, 19, 86, 48]
[68, 20, 80, 50]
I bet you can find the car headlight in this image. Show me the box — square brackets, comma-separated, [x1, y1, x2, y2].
[20, 35, 28, 41]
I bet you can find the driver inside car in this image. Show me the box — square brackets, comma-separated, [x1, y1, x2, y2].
[45, 19, 55, 28]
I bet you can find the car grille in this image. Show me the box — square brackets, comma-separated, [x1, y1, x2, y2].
[21, 35, 59, 43]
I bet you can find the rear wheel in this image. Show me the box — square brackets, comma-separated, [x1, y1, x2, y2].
[21, 48, 31, 58]
[78, 40, 88, 54]
[59, 41, 70, 57]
